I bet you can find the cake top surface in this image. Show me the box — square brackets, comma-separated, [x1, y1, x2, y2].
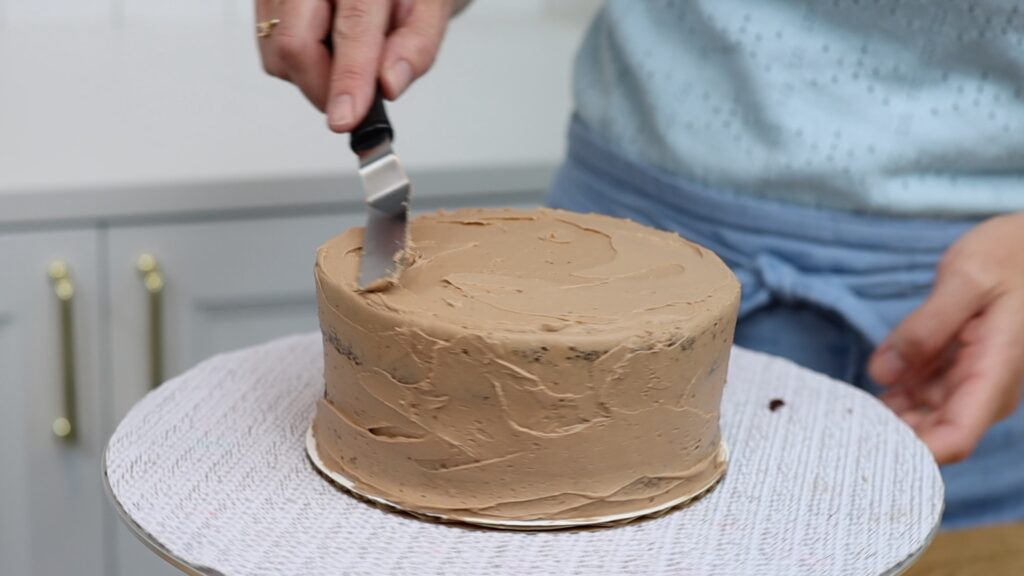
[317, 208, 738, 336]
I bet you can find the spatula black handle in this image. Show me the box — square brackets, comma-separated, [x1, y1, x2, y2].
[350, 89, 394, 153]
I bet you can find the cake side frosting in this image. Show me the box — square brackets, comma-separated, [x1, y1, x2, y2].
[313, 208, 740, 521]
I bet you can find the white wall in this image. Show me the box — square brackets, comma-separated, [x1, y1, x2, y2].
[0, 1, 599, 194]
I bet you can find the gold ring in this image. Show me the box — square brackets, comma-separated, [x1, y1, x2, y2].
[257, 19, 281, 38]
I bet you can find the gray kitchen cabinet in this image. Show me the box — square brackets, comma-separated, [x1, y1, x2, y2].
[106, 211, 358, 575]
[105, 201, 542, 425]
[0, 229, 108, 576]
[104, 200, 539, 575]
[0, 182, 541, 576]
[2, 2, 580, 567]
[106, 212, 358, 425]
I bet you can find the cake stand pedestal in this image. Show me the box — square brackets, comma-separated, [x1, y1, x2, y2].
[104, 333, 942, 576]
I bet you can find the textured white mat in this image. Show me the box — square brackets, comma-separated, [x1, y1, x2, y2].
[105, 333, 943, 576]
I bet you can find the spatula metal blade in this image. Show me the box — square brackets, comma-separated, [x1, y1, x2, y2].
[357, 208, 407, 290]
[350, 89, 411, 291]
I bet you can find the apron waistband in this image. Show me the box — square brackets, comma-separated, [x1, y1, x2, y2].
[548, 116, 983, 344]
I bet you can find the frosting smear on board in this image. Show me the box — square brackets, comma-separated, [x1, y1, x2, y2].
[313, 207, 740, 522]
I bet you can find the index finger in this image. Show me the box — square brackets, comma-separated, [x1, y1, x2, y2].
[327, 0, 390, 132]
[920, 297, 1024, 463]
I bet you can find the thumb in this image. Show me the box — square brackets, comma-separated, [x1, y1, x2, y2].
[379, 0, 452, 100]
[869, 269, 989, 386]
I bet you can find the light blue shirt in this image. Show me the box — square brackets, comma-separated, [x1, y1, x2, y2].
[573, 0, 1024, 216]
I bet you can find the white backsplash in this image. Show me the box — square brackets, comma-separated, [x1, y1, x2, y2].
[0, 1, 600, 193]
[0, 0, 597, 26]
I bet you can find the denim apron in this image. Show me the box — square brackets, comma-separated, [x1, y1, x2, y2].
[547, 116, 1024, 529]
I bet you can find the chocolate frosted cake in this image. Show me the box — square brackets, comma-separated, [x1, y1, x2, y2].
[312, 207, 740, 523]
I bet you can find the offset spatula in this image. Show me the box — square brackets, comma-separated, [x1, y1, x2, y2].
[351, 90, 412, 290]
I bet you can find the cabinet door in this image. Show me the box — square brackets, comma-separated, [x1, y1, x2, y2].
[106, 202, 539, 422]
[107, 212, 359, 418]
[106, 211, 357, 575]
[0, 230, 107, 576]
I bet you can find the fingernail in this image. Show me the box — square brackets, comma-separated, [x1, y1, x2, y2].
[384, 60, 413, 98]
[328, 94, 353, 129]
[873, 346, 907, 384]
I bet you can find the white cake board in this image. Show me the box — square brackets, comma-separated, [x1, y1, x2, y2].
[105, 333, 943, 576]
[305, 426, 729, 530]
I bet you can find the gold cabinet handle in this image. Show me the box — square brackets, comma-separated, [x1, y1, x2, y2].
[137, 254, 165, 389]
[48, 261, 77, 441]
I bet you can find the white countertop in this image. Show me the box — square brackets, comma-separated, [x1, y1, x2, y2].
[0, 5, 592, 225]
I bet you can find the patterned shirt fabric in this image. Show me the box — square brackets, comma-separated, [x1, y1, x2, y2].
[573, 0, 1024, 216]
